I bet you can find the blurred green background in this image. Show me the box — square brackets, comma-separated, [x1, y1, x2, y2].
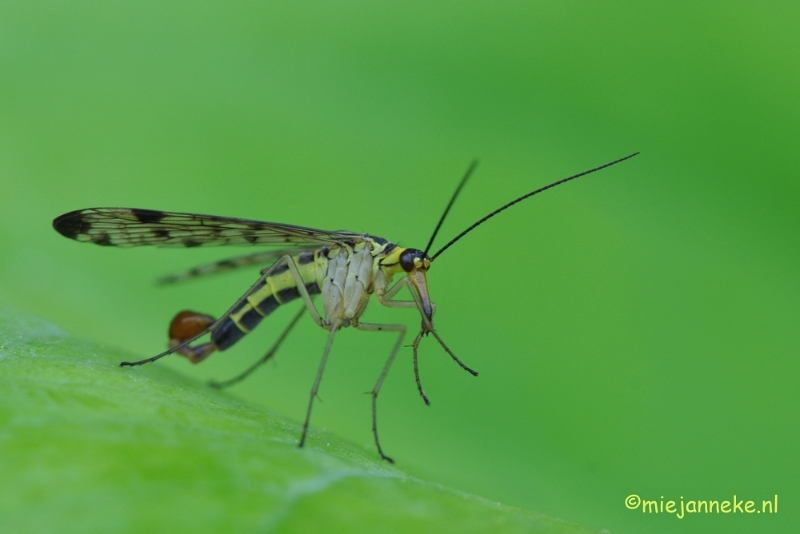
[1, 1, 798, 533]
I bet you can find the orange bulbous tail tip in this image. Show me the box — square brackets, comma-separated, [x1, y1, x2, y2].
[168, 310, 217, 363]
[169, 310, 215, 342]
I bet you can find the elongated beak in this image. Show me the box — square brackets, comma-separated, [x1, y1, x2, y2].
[407, 270, 434, 327]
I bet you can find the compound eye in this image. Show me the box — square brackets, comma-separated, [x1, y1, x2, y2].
[399, 249, 415, 272]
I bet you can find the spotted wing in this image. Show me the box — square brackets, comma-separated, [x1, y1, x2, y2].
[53, 208, 366, 248]
[156, 247, 319, 284]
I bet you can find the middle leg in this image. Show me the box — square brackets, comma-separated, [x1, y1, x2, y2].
[354, 321, 407, 463]
[298, 319, 343, 448]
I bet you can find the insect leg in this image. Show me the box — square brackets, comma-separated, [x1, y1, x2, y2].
[378, 277, 438, 319]
[208, 305, 305, 389]
[378, 277, 477, 405]
[281, 255, 325, 328]
[376, 277, 416, 308]
[354, 321, 406, 463]
[410, 330, 430, 406]
[429, 330, 477, 376]
[376, 278, 433, 404]
[298, 318, 343, 449]
[401, 282, 477, 376]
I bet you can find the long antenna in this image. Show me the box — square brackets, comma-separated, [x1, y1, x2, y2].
[423, 159, 479, 256]
[431, 152, 639, 261]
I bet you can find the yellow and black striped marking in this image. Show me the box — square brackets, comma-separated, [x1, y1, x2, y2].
[214, 251, 322, 350]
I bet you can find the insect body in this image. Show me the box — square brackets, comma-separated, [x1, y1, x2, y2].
[53, 153, 638, 462]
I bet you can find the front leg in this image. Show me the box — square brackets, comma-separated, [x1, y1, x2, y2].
[377, 277, 437, 318]
[375, 277, 434, 405]
[377, 277, 476, 407]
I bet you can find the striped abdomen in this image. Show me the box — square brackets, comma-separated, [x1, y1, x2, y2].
[212, 250, 322, 351]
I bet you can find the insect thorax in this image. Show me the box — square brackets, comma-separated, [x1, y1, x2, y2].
[321, 238, 393, 326]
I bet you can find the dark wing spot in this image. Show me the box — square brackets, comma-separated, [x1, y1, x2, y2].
[93, 233, 113, 246]
[183, 240, 201, 248]
[245, 235, 258, 244]
[131, 209, 167, 224]
[53, 213, 90, 240]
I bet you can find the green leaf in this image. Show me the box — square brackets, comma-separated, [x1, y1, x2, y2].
[0, 308, 593, 534]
